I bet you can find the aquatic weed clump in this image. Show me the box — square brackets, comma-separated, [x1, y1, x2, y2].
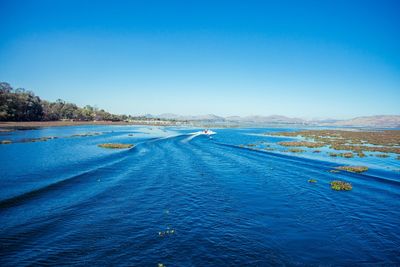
[17, 136, 59, 143]
[264, 147, 275, 151]
[269, 129, 400, 154]
[158, 229, 175, 237]
[71, 132, 102, 138]
[98, 143, 134, 149]
[341, 152, 354, 158]
[336, 166, 368, 173]
[357, 152, 366, 158]
[330, 180, 352, 191]
[278, 141, 325, 148]
[376, 154, 389, 158]
[308, 179, 317, 183]
[329, 152, 354, 158]
[288, 148, 305, 153]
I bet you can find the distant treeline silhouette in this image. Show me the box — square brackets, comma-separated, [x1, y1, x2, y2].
[0, 82, 130, 122]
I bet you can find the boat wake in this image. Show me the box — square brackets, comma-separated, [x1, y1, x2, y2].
[181, 129, 216, 143]
[1, 128, 400, 266]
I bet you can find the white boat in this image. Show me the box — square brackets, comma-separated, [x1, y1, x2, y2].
[202, 129, 216, 135]
[191, 129, 216, 136]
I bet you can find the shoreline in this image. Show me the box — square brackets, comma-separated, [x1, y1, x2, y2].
[0, 120, 186, 128]
[0, 120, 242, 129]
[2, 121, 397, 130]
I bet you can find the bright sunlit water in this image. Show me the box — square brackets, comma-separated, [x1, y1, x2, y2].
[1, 125, 399, 265]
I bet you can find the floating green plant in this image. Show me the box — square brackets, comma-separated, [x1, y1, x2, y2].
[269, 130, 400, 154]
[288, 148, 305, 153]
[341, 152, 354, 158]
[71, 132, 102, 138]
[357, 152, 366, 158]
[19, 136, 58, 143]
[308, 179, 317, 183]
[264, 147, 275, 151]
[328, 152, 354, 158]
[330, 180, 352, 191]
[98, 143, 134, 149]
[376, 154, 389, 158]
[158, 229, 175, 237]
[278, 141, 324, 148]
[336, 166, 368, 173]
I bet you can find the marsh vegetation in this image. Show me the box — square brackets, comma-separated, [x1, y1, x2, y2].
[329, 152, 354, 158]
[278, 141, 324, 148]
[270, 129, 400, 154]
[98, 143, 134, 149]
[336, 166, 368, 173]
[330, 181, 352, 191]
[376, 154, 389, 158]
[288, 148, 305, 153]
[0, 132, 103, 144]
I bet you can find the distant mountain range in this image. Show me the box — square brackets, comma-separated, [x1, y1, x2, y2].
[320, 115, 400, 128]
[145, 114, 400, 128]
[226, 115, 305, 124]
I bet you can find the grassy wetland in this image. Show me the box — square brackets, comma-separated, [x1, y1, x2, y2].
[0, 131, 104, 144]
[259, 129, 400, 165]
[336, 166, 369, 173]
[98, 143, 134, 149]
[234, 128, 400, 175]
[270, 129, 400, 154]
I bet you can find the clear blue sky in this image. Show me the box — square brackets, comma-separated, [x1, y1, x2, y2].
[0, 0, 399, 119]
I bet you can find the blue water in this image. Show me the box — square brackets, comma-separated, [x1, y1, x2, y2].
[1, 125, 399, 266]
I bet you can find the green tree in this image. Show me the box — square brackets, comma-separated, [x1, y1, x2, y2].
[0, 82, 128, 122]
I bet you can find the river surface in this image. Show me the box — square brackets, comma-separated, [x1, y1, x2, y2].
[0, 125, 399, 266]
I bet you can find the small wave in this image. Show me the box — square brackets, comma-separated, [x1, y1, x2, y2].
[213, 142, 400, 187]
[0, 134, 191, 209]
[181, 133, 205, 143]
[0, 156, 130, 210]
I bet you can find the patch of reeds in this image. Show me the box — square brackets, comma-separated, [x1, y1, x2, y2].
[98, 143, 134, 149]
[330, 180, 352, 191]
[336, 166, 368, 173]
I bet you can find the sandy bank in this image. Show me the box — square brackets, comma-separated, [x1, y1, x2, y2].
[0, 120, 185, 128]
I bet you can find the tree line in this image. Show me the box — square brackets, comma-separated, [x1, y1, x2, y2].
[0, 82, 131, 122]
